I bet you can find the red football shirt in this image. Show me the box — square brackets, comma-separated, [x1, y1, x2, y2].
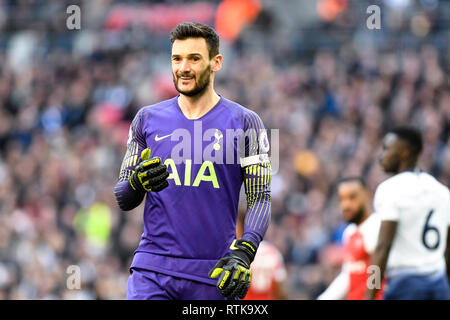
[244, 241, 286, 300]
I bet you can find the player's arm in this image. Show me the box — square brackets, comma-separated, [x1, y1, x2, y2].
[273, 279, 287, 300]
[240, 112, 272, 248]
[365, 184, 399, 300]
[317, 268, 349, 300]
[114, 110, 147, 211]
[365, 220, 397, 300]
[240, 160, 271, 249]
[114, 110, 169, 211]
[209, 112, 271, 299]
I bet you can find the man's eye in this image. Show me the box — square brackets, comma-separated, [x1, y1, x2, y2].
[192, 57, 200, 61]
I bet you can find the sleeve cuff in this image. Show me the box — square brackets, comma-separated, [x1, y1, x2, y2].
[242, 231, 262, 249]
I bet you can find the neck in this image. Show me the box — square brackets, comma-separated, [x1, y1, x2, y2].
[178, 85, 220, 120]
[396, 160, 417, 174]
[356, 211, 370, 226]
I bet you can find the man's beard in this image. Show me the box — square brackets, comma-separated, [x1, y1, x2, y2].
[347, 206, 366, 225]
[380, 156, 400, 174]
[385, 163, 400, 174]
[173, 65, 211, 97]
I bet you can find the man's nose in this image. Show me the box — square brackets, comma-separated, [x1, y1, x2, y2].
[179, 60, 191, 73]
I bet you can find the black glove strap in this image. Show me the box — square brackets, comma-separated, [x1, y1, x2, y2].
[229, 239, 257, 265]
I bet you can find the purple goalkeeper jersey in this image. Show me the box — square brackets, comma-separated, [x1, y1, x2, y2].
[114, 95, 271, 285]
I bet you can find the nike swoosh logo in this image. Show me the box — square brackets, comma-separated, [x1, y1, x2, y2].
[155, 133, 173, 141]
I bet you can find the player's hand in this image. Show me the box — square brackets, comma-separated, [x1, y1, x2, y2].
[208, 239, 257, 299]
[128, 148, 169, 193]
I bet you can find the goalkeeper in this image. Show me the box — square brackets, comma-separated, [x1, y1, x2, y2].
[114, 22, 271, 300]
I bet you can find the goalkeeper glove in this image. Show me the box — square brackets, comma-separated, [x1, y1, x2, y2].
[128, 148, 169, 193]
[208, 239, 257, 299]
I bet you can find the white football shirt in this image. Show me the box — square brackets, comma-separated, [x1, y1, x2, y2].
[374, 170, 450, 276]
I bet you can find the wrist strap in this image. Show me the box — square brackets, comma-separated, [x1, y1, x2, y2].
[229, 239, 257, 262]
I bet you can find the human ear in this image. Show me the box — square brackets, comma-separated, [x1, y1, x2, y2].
[211, 54, 223, 72]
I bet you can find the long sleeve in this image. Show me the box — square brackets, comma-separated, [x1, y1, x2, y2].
[317, 269, 349, 300]
[242, 162, 271, 247]
[241, 111, 271, 247]
[114, 109, 147, 211]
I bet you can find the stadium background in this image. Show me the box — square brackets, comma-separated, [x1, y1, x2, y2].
[0, 0, 449, 299]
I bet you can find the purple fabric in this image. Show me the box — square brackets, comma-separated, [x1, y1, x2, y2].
[240, 111, 271, 248]
[127, 267, 229, 300]
[114, 181, 144, 211]
[114, 95, 271, 285]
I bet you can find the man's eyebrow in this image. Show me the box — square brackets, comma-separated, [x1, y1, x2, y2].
[171, 53, 204, 57]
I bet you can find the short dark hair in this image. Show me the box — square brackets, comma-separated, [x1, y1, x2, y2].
[170, 22, 220, 59]
[389, 126, 423, 159]
[337, 176, 367, 189]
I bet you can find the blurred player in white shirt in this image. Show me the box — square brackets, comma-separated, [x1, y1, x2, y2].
[318, 177, 384, 300]
[365, 126, 450, 300]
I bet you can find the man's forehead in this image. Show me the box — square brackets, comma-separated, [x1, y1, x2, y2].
[171, 38, 208, 55]
[338, 181, 364, 193]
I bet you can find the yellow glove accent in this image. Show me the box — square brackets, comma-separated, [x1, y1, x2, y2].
[218, 270, 230, 290]
[210, 268, 223, 278]
[140, 148, 152, 161]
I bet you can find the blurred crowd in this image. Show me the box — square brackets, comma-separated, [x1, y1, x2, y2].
[0, 0, 449, 299]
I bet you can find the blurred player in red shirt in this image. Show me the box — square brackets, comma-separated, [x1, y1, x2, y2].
[236, 210, 287, 300]
[318, 177, 384, 300]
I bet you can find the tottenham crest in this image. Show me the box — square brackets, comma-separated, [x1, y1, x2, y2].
[259, 130, 270, 153]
